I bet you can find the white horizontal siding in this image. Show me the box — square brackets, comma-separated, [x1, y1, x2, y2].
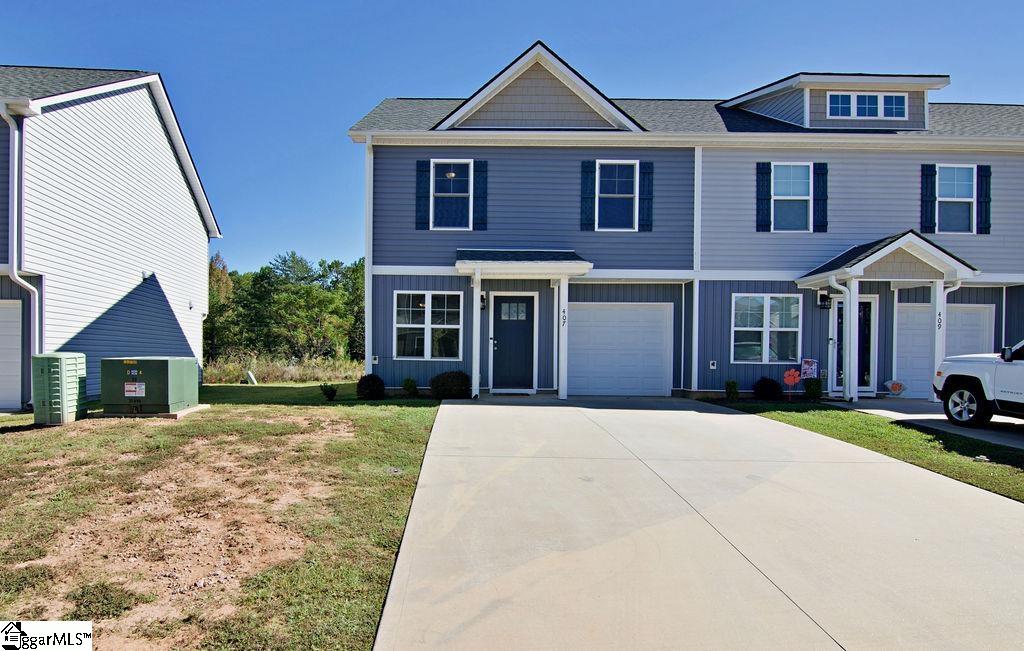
[701, 147, 1024, 274]
[21, 86, 208, 394]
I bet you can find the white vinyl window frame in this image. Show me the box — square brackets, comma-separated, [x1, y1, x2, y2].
[826, 91, 909, 120]
[730, 293, 803, 365]
[595, 159, 640, 232]
[770, 162, 813, 233]
[935, 163, 977, 235]
[429, 159, 474, 231]
[392, 290, 464, 361]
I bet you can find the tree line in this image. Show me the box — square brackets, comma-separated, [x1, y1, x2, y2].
[204, 251, 364, 362]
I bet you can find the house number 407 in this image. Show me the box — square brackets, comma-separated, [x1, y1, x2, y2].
[561, 308, 567, 327]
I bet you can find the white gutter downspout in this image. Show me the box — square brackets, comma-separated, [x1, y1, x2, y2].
[828, 275, 852, 401]
[2, 105, 40, 366]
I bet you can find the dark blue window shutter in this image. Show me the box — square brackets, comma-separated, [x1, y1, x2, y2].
[920, 164, 936, 233]
[415, 160, 430, 230]
[977, 165, 991, 234]
[812, 162, 828, 233]
[755, 162, 771, 232]
[580, 160, 596, 231]
[638, 162, 654, 231]
[472, 161, 487, 231]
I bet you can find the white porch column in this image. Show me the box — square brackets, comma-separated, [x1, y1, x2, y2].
[557, 276, 569, 400]
[471, 269, 482, 399]
[931, 279, 946, 403]
[845, 279, 860, 402]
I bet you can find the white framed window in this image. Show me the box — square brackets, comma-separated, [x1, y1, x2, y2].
[731, 294, 802, 364]
[596, 159, 639, 231]
[430, 159, 473, 230]
[827, 92, 908, 120]
[771, 162, 812, 232]
[936, 164, 976, 234]
[393, 291, 463, 360]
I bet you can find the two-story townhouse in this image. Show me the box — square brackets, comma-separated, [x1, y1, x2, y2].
[350, 41, 1024, 402]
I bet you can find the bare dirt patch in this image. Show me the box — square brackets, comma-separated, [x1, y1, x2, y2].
[7, 414, 353, 650]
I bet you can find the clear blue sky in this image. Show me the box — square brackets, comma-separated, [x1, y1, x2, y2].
[4, 1, 1022, 271]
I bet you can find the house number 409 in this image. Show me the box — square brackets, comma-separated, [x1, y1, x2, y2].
[936, 312, 943, 331]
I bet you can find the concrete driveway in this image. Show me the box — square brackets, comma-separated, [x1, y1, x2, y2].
[376, 397, 1024, 650]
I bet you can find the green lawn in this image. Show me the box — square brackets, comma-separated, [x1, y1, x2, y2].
[716, 400, 1024, 502]
[0, 383, 438, 649]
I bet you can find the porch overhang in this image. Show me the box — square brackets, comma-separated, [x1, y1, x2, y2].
[454, 249, 593, 278]
[796, 230, 979, 289]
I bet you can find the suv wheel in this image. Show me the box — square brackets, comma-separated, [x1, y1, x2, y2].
[943, 383, 993, 427]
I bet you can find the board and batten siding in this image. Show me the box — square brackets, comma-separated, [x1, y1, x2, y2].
[20, 86, 208, 394]
[569, 283, 684, 388]
[459, 63, 612, 129]
[1007, 286, 1024, 347]
[701, 148, 1024, 275]
[0, 122, 8, 265]
[371, 274, 472, 387]
[808, 89, 926, 130]
[741, 89, 804, 126]
[372, 146, 694, 269]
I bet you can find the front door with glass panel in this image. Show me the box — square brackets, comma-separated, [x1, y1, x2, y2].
[830, 296, 878, 395]
[491, 295, 535, 391]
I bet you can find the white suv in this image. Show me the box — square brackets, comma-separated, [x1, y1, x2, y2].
[933, 340, 1024, 426]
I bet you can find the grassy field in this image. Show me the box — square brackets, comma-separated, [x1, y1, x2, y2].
[0, 383, 438, 649]
[717, 400, 1024, 502]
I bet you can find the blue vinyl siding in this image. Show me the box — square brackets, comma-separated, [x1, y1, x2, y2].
[373, 146, 694, 269]
[371, 275, 472, 387]
[898, 285, 1004, 351]
[1007, 286, 1024, 346]
[683, 282, 694, 390]
[570, 283, 685, 388]
[0, 122, 8, 265]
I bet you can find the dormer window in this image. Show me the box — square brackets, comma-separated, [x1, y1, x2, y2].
[828, 92, 908, 120]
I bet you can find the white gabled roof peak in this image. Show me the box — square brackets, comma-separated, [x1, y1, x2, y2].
[433, 41, 644, 132]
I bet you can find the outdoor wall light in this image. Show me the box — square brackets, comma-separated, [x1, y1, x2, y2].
[817, 292, 832, 310]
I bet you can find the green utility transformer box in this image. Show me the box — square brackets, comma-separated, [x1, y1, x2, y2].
[32, 353, 88, 425]
[101, 357, 199, 415]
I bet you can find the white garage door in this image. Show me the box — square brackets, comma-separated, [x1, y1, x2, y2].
[896, 304, 994, 399]
[568, 303, 673, 396]
[0, 300, 23, 409]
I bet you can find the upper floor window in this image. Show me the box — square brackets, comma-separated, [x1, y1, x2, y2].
[731, 294, 802, 364]
[430, 160, 473, 230]
[596, 160, 639, 231]
[937, 165, 976, 233]
[827, 92, 908, 120]
[771, 163, 812, 232]
[394, 291, 462, 360]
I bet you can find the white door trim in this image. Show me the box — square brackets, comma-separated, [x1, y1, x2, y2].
[488, 291, 539, 394]
[829, 294, 879, 397]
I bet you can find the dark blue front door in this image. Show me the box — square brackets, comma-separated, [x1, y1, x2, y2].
[492, 296, 534, 390]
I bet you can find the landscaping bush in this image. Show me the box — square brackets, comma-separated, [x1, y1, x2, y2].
[429, 371, 471, 400]
[803, 377, 823, 400]
[752, 376, 784, 401]
[356, 373, 386, 400]
[402, 377, 420, 398]
[319, 383, 339, 401]
[724, 380, 740, 401]
[203, 354, 363, 384]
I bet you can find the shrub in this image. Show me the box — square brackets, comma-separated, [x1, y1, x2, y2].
[752, 376, 784, 401]
[319, 383, 339, 401]
[402, 377, 420, 398]
[803, 377, 823, 400]
[724, 380, 740, 401]
[430, 371, 471, 400]
[356, 374, 386, 400]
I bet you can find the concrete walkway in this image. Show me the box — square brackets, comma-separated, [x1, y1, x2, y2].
[376, 397, 1024, 650]
[838, 398, 1024, 451]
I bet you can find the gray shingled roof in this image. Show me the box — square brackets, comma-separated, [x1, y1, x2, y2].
[800, 230, 977, 278]
[350, 98, 1024, 138]
[455, 249, 586, 263]
[0, 65, 152, 100]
